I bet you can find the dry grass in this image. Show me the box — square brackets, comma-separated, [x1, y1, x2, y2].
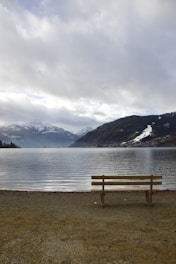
[0, 191, 176, 263]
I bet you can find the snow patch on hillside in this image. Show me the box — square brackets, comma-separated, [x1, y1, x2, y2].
[132, 125, 152, 143]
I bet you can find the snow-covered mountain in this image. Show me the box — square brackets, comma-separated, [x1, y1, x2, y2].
[0, 123, 79, 147]
[71, 112, 176, 147]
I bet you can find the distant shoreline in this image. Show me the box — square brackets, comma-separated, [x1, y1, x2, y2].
[0, 140, 18, 148]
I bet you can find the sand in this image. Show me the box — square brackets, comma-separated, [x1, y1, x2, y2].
[0, 190, 176, 264]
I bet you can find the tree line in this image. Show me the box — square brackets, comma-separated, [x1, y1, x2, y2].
[0, 140, 18, 148]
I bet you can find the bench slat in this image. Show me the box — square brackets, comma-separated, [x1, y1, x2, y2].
[92, 181, 162, 186]
[91, 175, 162, 180]
[92, 189, 161, 192]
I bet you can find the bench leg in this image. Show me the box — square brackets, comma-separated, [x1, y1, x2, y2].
[100, 192, 105, 207]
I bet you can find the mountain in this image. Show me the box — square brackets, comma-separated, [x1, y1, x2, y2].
[77, 127, 93, 136]
[71, 112, 176, 147]
[0, 123, 79, 147]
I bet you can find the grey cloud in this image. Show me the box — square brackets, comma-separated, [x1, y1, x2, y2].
[0, 98, 101, 132]
[0, 0, 176, 131]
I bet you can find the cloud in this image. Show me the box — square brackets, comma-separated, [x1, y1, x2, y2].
[0, 0, 176, 131]
[0, 90, 101, 132]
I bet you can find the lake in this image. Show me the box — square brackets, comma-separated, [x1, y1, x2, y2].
[0, 147, 176, 192]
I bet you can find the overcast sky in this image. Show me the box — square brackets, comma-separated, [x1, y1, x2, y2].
[0, 0, 176, 133]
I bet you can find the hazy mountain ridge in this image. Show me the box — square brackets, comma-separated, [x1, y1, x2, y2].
[0, 123, 79, 147]
[71, 112, 176, 147]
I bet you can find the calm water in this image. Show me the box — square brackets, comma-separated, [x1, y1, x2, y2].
[0, 147, 176, 191]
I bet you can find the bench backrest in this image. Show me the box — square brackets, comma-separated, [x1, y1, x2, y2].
[91, 175, 162, 191]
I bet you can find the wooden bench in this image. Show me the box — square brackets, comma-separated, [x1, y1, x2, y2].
[91, 175, 162, 206]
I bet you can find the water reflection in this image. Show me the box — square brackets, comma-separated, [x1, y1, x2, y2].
[0, 148, 175, 191]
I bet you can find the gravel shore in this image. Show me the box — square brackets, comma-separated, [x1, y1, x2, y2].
[0, 190, 176, 264]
